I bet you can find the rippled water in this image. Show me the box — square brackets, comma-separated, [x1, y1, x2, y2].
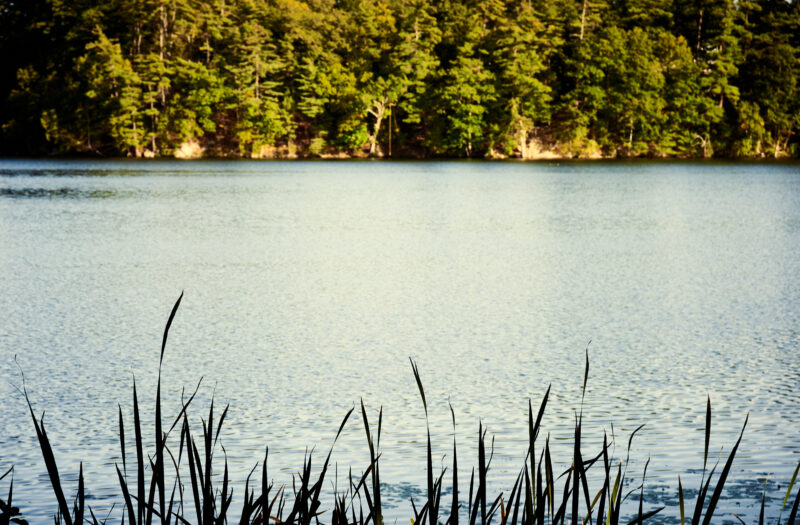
[1, 159, 798, 523]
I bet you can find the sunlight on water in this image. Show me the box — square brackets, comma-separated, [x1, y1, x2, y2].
[1, 159, 799, 523]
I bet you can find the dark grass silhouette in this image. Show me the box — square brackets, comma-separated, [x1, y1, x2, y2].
[5, 294, 800, 525]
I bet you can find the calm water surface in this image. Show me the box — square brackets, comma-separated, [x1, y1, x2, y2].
[1, 159, 799, 523]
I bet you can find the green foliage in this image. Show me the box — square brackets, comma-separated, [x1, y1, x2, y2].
[0, 0, 798, 157]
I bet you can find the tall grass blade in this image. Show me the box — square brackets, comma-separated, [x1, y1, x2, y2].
[625, 425, 645, 466]
[784, 462, 800, 512]
[361, 399, 382, 525]
[450, 403, 459, 525]
[554, 469, 571, 525]
[608, 464, 621, 525]
[73, 463, 84, 525]
[704, 396, 711, 474]
[632, 458, 649, 525]
[24, 390, 72, 525]
[119, 405, 127, 478]
[625, 507, 664, 525]
[582, 345, 590, 402]
[545, 438, 554, 522]
[133, 379, 145, 525]
[700, 414, 748, 525]
[596, 434, 609, 525]
[528, 385, 550, 519]
[468, 467, 476, 525]
[160, 292, 183, 366]
[116, 465, 137, 525]
[478, 424, 487, 525]
[678, 476, 685, 525]
[155, 379, 165, 524]
[692, 464, 716, 525]
[572, 415, 581, 525]
[788, 481, 800, 525]
[183, 418, 202, 525]
[409, 358, 427, 417]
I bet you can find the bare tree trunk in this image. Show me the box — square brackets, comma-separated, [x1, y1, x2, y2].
[628, 120, 634, 150]
[368, 99, 387, 156]
[159, 3, 167, 106]
[159, 3, 166, 60]
[580, 0, 588, 41]
[696, 8, 704, 54]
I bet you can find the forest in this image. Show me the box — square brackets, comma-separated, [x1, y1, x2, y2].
[0, 0, 798, 159]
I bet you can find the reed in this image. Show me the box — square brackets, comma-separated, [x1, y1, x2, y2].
[5, 294, 800, 525]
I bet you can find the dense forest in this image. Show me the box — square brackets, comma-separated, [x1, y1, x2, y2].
[0, 0, 798, 159]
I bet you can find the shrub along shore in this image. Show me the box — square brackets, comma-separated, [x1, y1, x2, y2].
[2, 294, 799, 524]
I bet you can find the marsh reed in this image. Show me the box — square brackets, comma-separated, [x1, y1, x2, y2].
[4, 294, 799, 525]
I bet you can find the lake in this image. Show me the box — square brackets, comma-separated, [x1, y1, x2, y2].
[1, 159, 799, 523]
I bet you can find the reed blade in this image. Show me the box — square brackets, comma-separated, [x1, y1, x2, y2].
[24, 390, 72, 525]
[704, 396, 711, 474]
[74, 462, 84, 525]
[625, 507, 664, 525]
[133, 379, 145, 525]
[160, 292, 183, 366]
[783, 461, 800, 511]
[450, 403, 459, 525]
[409, 358, 427, 417]
[788, 480, 800, 525]
[700, 414, 748, 525]
[582, 346, 590, 402]
[116, 464, 137, 525]
[692, 464, 716, 525]
[572, 415, 581, 525]
[596, 434, 609, 525]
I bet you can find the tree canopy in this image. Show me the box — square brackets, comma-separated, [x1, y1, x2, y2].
[1, 0, 798, 158]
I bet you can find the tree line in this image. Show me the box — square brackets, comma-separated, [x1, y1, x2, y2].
[0, 0, 798, 158]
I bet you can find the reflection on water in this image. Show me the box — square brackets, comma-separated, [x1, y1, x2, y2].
[1, 159, 799, 524]
[0, 187, 121, 199]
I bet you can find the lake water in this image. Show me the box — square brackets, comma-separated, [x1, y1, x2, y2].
[1, 159, 799, 523]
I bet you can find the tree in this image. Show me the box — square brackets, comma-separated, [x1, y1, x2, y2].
[81, 27, 146, 156]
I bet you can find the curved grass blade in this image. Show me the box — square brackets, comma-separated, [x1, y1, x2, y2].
[692, 463, 717, 525]
[24, 389, 72, 525]
[625, 424, 645, 466]
[783, 461, 800, 512]
[700, 414, 748, 525]
[160, 292, 183, 367]
[788, 480, 800, 525]
[625, 507, 664, 525]
[116, 465, 137, 525]
[582, 345, 590, 402]
[409, 358, 427, 417]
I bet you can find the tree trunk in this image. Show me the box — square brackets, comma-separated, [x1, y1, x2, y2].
[368, 100, 387, 156]
[696, 8, 704, 54]
[579, 0, 587, 41]
[628, 121, 634, 150]
[159, 3, 166, 60]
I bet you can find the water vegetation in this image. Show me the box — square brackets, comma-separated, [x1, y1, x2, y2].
[1, 0, 798, 159]
[4, 294, 800, 524]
